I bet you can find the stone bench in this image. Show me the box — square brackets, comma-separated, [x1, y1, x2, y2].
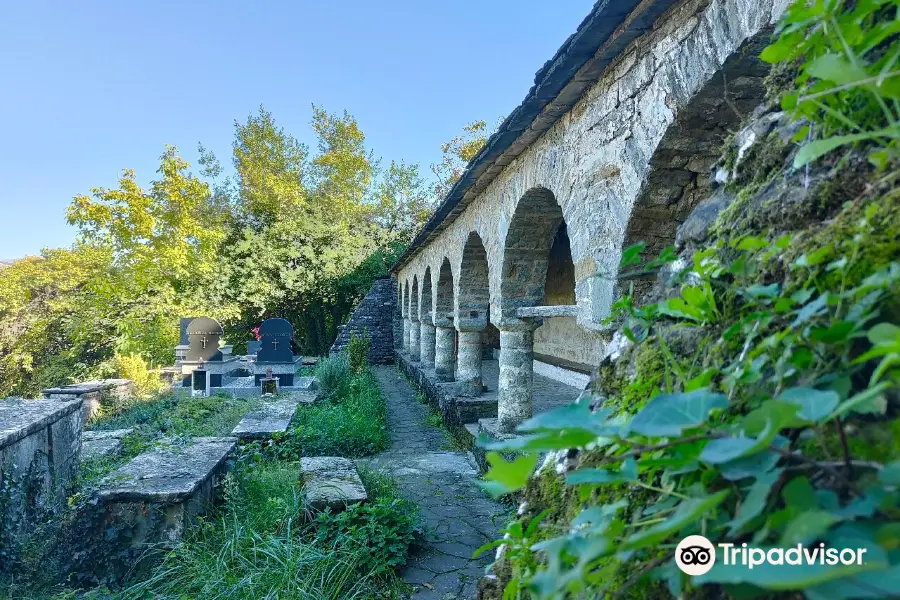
[299, 457, 367, 511]
[0, 398, 83, 556]
[81, 428, 134, 461]
[97, 437, 236, 549]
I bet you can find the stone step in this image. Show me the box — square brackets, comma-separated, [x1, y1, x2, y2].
[299, 456, 367, 511]
[81, 428, 134, 461]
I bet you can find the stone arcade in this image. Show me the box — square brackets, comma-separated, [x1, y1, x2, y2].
[383, 0, 790, 438]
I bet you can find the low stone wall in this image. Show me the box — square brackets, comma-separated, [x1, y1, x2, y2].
[43, 379, 133, 422]
[0, 398, 84, 560]
[395, 351, 497, 442]
[330, 278, 395, 364]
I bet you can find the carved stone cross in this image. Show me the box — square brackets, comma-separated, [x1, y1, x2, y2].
[272, 339, 279, 350]
[200, 336, 208, 349]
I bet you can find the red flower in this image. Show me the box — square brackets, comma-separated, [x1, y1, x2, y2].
[251, 326, 261, 341]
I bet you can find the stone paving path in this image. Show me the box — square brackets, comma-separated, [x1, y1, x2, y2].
[364, 366, 510, 600]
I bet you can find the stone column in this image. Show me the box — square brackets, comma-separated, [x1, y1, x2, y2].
[497, 322, 539, 433]
[419, 322, 436, 368]
[456, 328, 484, 393]
[409, 319, 421, 361]
[434, 326, 456, 381]
[402, 318, 411, 352]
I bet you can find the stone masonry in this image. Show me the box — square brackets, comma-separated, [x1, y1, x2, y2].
[390, 0, 788, 432]
[330, 277, 396, 364]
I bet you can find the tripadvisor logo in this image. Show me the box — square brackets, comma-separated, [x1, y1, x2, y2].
[675, 535, 870, 576]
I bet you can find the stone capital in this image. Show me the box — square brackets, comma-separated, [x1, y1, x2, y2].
[497, 316, 543, 332]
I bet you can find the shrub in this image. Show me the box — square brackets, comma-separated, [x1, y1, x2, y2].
[347, 330, 370, 374]
[315, 353, 351, 399]
[313, 496, 419, 579]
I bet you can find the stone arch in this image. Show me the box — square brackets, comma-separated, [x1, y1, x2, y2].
[602, 31, 772, 308]
[435, 257, 454, 327]
[411, 275, 419, 318]
[500, 187, 566, 325]
[457, 232, 491, 331]
[420, 266, 433, 324]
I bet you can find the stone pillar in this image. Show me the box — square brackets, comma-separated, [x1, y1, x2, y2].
[434, 326, 456, 381]
[456, 329, 484, 393]
[498, 323, 538, 433]
[409, 319, 421, 361]
[403, 318, 411, 352]
[419, 323, 436, 368]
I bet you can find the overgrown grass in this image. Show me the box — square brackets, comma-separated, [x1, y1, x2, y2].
[260, 368, 390, 460]
[117, 460, 414, 600]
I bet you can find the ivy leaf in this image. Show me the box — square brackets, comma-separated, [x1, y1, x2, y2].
[517, 401, 613, 435]
[479, 452, 537, 497]
[777, 387, 839, 422]
[806, 53, 869, 86]
[719, 436, 788, 481]
[780, 510, 841, 546]
[567, 458, 638, 486]
[481, 429, 601, 452]
[880, 461, 900, 486]
[571, 500, 628, 532]
[742, 400, 803, 435]
[728, 470, 782, 535]
[700, 436, 762, 465]
[629, 390, 728, 437]
[783, 476, 817, 510]
[622, 490, 729, 550]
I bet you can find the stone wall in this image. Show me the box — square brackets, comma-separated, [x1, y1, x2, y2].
[330, 277, 396, 364]
[0, 398, 84, 561]
[43, 379, 134, 422]
[395, 0, 787, 366]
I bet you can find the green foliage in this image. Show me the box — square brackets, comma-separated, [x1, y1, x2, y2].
[315, 353, 351, 398]
[115, 461, 411, 600]
[262, 371, 389, 459]
[481, 187, 900, 597]
[313, 496, 419, 579]
[347, 330, 371, 375]
[762, 0, 900, 168]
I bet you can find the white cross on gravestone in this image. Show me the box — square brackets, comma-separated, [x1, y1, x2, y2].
[201, 336, 208, 349]
[272, 339, 279, 350]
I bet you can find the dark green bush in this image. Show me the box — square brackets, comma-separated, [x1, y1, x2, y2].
[313, 496, 419, 579]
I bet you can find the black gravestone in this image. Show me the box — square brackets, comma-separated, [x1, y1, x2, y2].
[247, 340, 262, 356]
[187, 317, 224, 362]
[179, 317, 197, 345]
[256, 318, 294, 363]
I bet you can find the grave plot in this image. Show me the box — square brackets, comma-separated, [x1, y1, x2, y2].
[96, 437, 237, 557]
[299, 456, 367, 511]
[231, 393, 315, 440]
[0, 398, 84, 557]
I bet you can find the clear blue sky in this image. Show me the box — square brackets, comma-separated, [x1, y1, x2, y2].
[0, 0, 595, 258]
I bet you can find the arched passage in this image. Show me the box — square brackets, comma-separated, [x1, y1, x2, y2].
[611, 34, 771, 306]
[419, 267, 436, 367]
[496, 187, 572, 432]
[500, 187, 566, 323]
[456, 233, 491, 391]
[434, 258, 456, 380]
